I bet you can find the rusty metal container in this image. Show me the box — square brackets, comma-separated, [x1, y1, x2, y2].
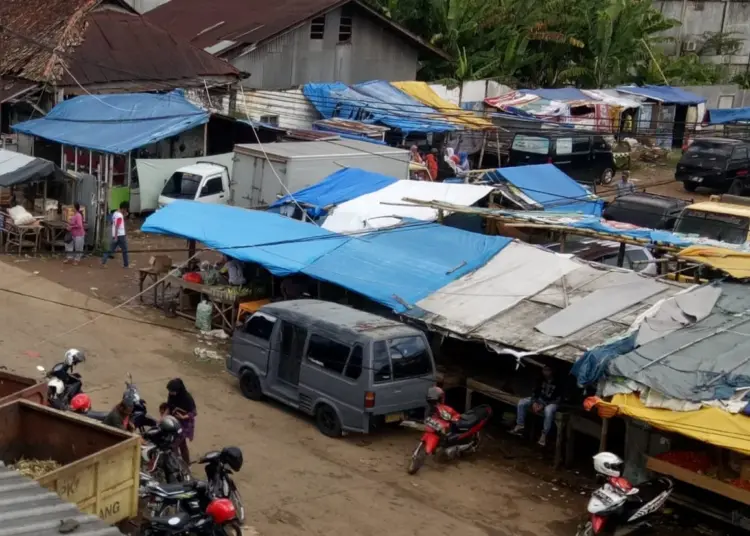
[0, 400, 140, 524]
[0, 370, 47, 406]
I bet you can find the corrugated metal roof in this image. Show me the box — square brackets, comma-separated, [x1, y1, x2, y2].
[0, 0, 239, 87]
[0, 464, 123, 536]
[146, 0, 449, 60]
[314, 118, 390, 137]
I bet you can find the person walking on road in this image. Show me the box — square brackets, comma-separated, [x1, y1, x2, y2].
[615, 171, 636, 197]
[166, 378, 197, 464]
[64, 202, 85, 265]
[101, 201, 129, 268]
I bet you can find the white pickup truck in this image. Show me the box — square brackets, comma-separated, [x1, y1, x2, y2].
[157, 162, 231, 207]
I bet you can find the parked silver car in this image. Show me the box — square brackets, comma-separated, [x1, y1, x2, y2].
[226, 300, 436, 436]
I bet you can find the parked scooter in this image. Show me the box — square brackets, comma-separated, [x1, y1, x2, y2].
[407, 386, 492, 475]
[577, 452, 673, 536]
[141, 416, 193, 484]
[36, 349, 86, 410]
[140, 494, 242, 536]
[141, 447, 245, 523]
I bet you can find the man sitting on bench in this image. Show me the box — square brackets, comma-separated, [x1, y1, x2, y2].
[511, 365, 561, 447]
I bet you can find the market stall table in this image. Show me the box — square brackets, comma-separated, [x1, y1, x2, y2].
[41, 219, 68, 251]
[164, 275, 246, 332]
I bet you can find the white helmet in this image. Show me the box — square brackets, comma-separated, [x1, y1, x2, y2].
[593, 452, 624, 477]
[64, 349, 85, 367]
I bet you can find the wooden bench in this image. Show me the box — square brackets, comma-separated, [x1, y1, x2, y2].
[465, 376, 569, 468]
[1, 212, 41, 255]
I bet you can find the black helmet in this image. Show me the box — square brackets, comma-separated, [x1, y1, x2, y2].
[220, 446, 243, 472]
[159, 415, 182, 435]
[121, 392, 136, 412]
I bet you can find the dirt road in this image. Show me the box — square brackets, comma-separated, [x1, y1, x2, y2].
[0, 261, 588, 536]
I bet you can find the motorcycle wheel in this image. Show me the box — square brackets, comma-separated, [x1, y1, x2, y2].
[218, 521, 243, 536]
[229, 486, 246, 524]
[575, 521, 593, 536]
[407, 442, 427, 475]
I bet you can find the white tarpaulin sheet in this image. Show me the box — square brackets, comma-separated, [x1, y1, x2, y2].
[321, 181, 494, 234]
[135, 152, 234, 212]
[414, 241, 580, 333]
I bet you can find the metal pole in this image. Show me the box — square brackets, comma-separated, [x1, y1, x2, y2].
[74, 146, 78, 172]
[616, 242, 626, 268]
[127, 151, 132, 188]
[88, 150, 92, 174]
[203, 123, 208, 156]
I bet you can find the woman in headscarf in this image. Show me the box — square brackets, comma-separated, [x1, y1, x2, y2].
[166, 378, 197, 463]
[409, 145, 424, 165]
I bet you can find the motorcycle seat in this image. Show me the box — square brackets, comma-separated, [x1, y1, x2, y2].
[457, 405, 492, 429]
[148, 511, 191, 528]
[86, 410, 108, 421]
[151, 481, 197, 497]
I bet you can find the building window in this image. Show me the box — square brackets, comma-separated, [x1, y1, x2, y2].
[338, 8, 352, 42]
[310, 16, 326, 40]
[260, 115, 279, 126]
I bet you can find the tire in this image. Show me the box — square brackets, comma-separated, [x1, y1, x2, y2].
[575, 521, 594, 536]
[239, 370, 262, 401]
[229, 484, 245, 524]
[219, 522, 243, 536]
[600, 168, 614, 185]
[683, 181, 698, 192]
[407, 441, 427, 475]
[315, 404, 342, 437]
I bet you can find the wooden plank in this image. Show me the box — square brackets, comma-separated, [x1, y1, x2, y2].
[466, 377, 521, 406]
[647, 456, 750, 506]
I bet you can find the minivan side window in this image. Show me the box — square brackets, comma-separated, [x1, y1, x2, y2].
[372, 341, 392, 383]
[306, 333, 350, 375]
[243, 312, 276, 340]
[344, 344, 363, 380]
[388, 336, 433, 380]
[733, 147, 748, 161]
[572, 137, 591, 153]
[556, 138, 573, 155]
[512, 135, 550, 155]
[200, 176, 223, 196]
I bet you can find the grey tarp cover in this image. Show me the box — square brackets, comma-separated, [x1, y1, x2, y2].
[609, 283, 750, 401]
[0, 149, 61, 187]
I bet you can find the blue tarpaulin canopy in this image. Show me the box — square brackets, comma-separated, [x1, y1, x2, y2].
[486, 164, 603, 215]
[142, 201, 510, 312]
[615, 85, 706, 105]
[12, 90, 209, 154]
[354, 80, 447, 119]
[706, 107, 750, 125]
[269, 168, 397, 217]
[302, 82, 457, 133]
[522, 88, 591, 102]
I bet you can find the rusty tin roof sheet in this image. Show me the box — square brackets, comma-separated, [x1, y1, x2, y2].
[0, 464, 123, 536]
[0, 0, 239, 87]
[147, 0, 449, 60]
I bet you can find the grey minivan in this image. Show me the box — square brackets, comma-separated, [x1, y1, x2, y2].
[226, 300, 436, 436]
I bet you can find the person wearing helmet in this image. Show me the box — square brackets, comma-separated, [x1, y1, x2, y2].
[102, 395, 135, 432]
[511, 365, 561, 447]
[64, 349, 86, 367]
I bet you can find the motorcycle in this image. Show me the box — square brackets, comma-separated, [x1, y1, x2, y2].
[71, 373, 157, 432]
[142, 424, 193, 484]
[141, 495, 242, 536]
[578, 455, 673, 536]
[198, 447, 245, 524]
[407, 403, 492, 475]
[36, 362, 83, 410]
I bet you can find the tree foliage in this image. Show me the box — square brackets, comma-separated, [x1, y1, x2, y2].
[372, 0, 731, 87]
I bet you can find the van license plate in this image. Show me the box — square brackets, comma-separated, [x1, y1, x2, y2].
[385, 412, 404, 423]
[690, 176, 703, 183]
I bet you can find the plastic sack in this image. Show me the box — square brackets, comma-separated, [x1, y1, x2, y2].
[195, 300, 212, 332]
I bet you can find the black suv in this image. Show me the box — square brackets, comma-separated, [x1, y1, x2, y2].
[676, 138, 750, 192]
[603, 192, 690, 230]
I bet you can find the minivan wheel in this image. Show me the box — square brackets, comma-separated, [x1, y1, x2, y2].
[600, 168, 614, 185]
[683, 181, 698, 192]
[315, 404, 342, 437]
[239, 370, 263, 401]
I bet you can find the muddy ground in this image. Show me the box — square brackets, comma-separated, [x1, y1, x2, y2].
[0, 158, 734, 536]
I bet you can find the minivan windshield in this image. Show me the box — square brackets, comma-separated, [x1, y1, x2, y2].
[674, 208, 750, 244]
[386, 336, 432, 380]
[161, 172, 202, 199]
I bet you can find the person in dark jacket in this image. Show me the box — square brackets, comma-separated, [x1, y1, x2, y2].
[166, 378, 197, 463]
[102, 398, 135, 432]
[511, 366, 561, 447]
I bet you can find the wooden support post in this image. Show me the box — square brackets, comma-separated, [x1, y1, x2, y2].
[478, 131, 487, 168]
[464, 386, 473, 412]
[203, 123, 208, 156]
[437, 208, 445, 223]
[560, 232, 567, 253]
[188, 239, 196, 259]
[600, 418, 610, 452]
[616, 242, 626, 268]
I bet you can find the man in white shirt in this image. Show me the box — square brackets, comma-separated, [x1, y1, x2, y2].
[101, 201, 129, 268]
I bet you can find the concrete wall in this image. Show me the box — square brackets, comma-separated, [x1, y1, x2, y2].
[233, 9, 419, 90]
[653, 0, 750, 70]
[680, 83, 750, 108]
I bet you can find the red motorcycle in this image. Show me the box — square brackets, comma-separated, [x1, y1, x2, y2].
[407, 387, 492, 475]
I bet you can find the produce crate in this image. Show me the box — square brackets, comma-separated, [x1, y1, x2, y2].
[0, 400, 140, 524]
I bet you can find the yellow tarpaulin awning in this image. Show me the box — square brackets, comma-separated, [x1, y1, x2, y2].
[392, 81, 493, 129]
[678, 245, 750, 278]
[601, 393, 750, 456]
